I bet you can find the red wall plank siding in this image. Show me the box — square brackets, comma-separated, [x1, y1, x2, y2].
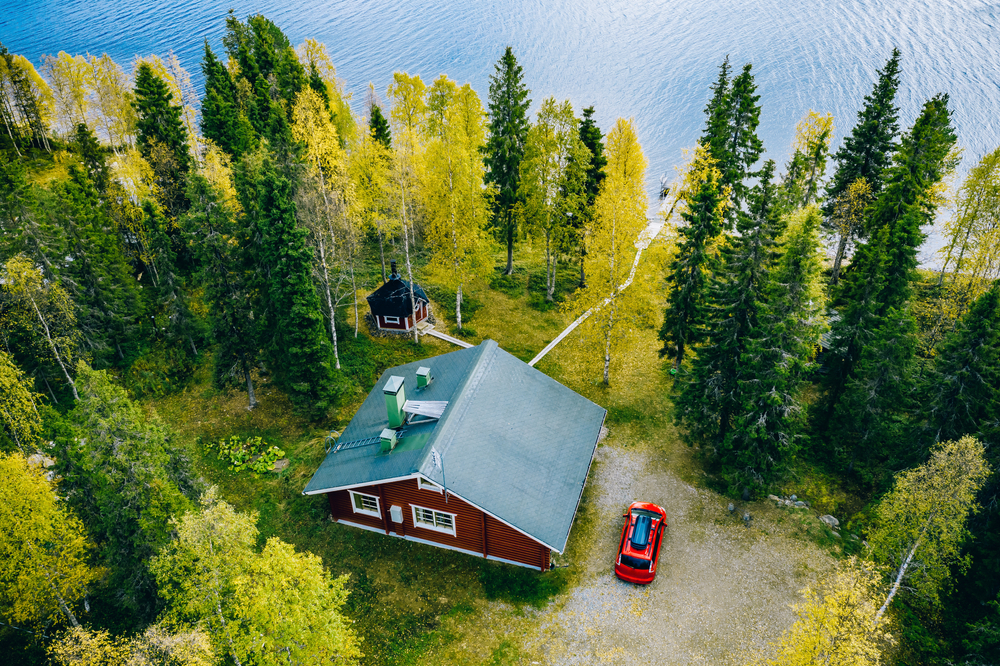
[376, 315, 407, 330]
[325, 479, 550, 570]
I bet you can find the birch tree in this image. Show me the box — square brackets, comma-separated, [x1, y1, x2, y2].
[571, 117, 653, 385]
[868, 435, 990, 619]
[520, 97, 590, 301]
[42, 51, 90, 134]
[936, 145, 1000, 315]
[292, 86, 360, 360]
[152, 489, 360, 666]
[349, 124, 394, 283]
[388, 71, 428, 341]
[0, 452, 97, 629]
[84, 53, 136, 148]
[0, 349, 42, 454]
[422, 76, 492, 330]
[0, 255, 82, 400]
[750, 558, 893, 666]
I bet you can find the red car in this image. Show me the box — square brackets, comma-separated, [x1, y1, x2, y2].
[614, 501, 667, 584]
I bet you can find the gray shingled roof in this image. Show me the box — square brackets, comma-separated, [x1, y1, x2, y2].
[303, 340, 607, 553]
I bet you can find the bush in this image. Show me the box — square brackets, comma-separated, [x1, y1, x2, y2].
[208, 435, 285, 475]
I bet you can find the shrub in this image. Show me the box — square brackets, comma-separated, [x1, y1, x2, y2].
[208, 435, 285, 475]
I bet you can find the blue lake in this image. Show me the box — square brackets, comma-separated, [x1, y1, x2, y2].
[4, 0, 1000, 261]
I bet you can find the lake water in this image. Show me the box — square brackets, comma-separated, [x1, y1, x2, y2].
[4, 0, 1000, 264]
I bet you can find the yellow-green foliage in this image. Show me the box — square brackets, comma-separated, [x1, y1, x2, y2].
[0, 349, 43, 452]
[0, 452, 97, 627]
[751, 557, 892, 666]
[867, 435, 990, 608]
[152, 488, 360, 666]
[49, 624, 214, 666]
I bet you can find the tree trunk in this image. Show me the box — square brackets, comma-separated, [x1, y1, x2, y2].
[317, 236, 341, 369]
[28, 294, 78, 400]
[377, 222, 387, 283]
[400, 182, 419, 343]
[545, 228, 555, 302]
[351, 262, 359, 338]
[875, 538, 920, 624]
[504, 217, 514, 275]
[831, 232, 849, 285]
[241, 352, 258, 410]
[602, 308, 614, 386]
[579, 250, 586, 288]
[456, 283, 463, 331]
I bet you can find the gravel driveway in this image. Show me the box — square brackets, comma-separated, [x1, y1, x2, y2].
[525, 442, 835, 665]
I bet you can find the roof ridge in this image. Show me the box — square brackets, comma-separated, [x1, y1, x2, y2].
[416, 339, 498, 479]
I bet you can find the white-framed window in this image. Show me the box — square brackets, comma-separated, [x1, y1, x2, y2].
[418, 477, 443, 493]
[350, 491, 381, 517]
[412, 505, 456, 535]
[383, 316, 400, 324]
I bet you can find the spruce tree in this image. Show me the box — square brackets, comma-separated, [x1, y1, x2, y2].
[922, 283, 1000, 446]
[724, 64, 765, 214]
[659, 155, 726, 368]
[254, 164, 343, 418]
[133, 63, 191, 215]
[820, 94, 956, 423]
[824, 49, 902, 210]
[828, 307, 919, 481]
[200, 41, 255, 157]
[142, 200, 203, 357]
[369, 104, 392, 149]
[674, 161, 781, 449]
[576, 106, 606, 287]
[71, 123, 110, 193]
[182, 173, 260, 410]
[727, 206, 826, 492]
[698, 58, 764, 224]
[50, 165, 140, 367]
[484, 46, 531, 275]
[700, 56, 733, 169]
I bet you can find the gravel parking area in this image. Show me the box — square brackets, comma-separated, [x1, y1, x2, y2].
[525, 442, 835, 665]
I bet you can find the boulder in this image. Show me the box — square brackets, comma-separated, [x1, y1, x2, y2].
[794, 501, 807, 508]
[768, 495, 780, 502]
[272, 458, 290, 472]
[790, 494, 797, 502]
[819, 515, 840, 528]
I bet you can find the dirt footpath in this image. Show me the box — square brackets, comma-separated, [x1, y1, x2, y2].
[525, 443, 834, 665]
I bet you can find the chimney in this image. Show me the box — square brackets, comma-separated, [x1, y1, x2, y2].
[390, 260, 399, 280]
[416, 366, 432, 388]
[383, 375, 406, 428]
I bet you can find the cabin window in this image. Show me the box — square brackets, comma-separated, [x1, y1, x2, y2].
[350, 491, 381, 517]
[383, 316, 400, 324]
[412, 505, 456, 535]
[418, 477, 443, 493]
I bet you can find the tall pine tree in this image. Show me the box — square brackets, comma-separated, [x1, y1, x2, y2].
[824, 49, 903, 283]
[484, 46, 531, 275]
[819, 94, 957, 425]
[728, 206, 826, 492]
[200, 40, 255, 157]
[659, 151, 727, 369]
[254, 163, 343, 418]
[133, 63, 191, 216]
[576, 105, 606, 287]
[674, 161, 781, 451]
[921, 283, 1000, 447]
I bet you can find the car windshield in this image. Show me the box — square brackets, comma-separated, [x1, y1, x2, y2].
[631, 508, 660, 519]
[620, 554, 651, 570]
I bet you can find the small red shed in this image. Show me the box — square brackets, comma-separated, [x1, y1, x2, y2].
[366, 261, 430, 332]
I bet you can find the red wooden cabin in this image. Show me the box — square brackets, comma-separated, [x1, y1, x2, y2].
[303, 340, 607, 570]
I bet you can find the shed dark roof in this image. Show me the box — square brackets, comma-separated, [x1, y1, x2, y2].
[303, 340, 607, 553]
[366, 276, 429, 318]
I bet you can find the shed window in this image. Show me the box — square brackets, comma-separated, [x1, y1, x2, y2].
[412, 505, 456, 535]
[383, 316, 400, 324]
[350, 491, 380, 517]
